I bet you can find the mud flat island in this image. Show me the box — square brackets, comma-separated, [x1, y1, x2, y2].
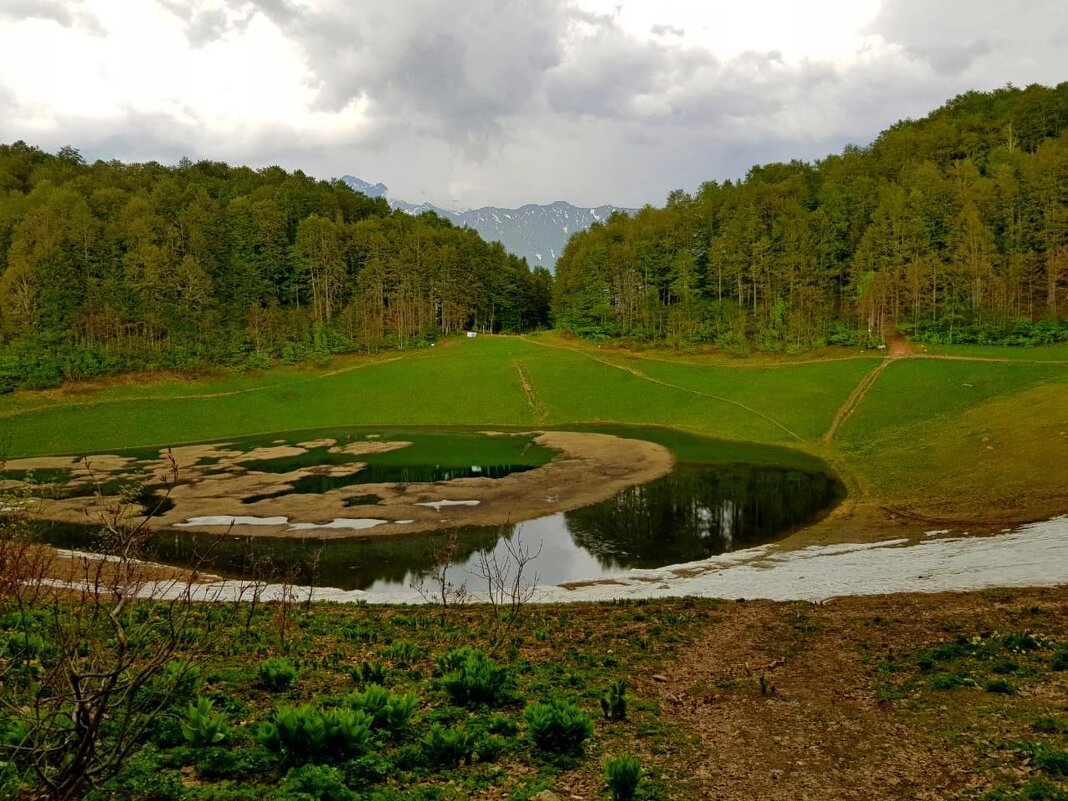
[16, 431, 674, 539]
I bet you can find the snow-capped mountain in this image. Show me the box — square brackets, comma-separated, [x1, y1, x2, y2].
[341, 176, 635, 270]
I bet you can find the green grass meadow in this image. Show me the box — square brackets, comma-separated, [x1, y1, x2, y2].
[2, 334, 1066, 523]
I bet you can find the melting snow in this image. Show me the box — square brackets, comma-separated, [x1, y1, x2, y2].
[176, 516, 289, 527]
[416, 500, 480, 511]
[75, 515, 1068, 606]
[288, 518, 395, 531]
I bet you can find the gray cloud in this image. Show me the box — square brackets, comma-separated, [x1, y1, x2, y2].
[1, 0, 1067, 209]
[869, 0, 1068, 77]
[650, 23, 684, 37]
[232, 0, 568, 149]
[0, 0, 101, 32]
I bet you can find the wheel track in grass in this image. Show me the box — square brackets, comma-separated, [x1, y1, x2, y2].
[517, 335, 804, 442]
[512, 359, 548, 424]
[822, 358, 894, 443]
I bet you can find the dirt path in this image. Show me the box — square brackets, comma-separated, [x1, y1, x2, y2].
[652, 589, 1068, 800]
[885, 326, 914, 358]
[512, 359, 549, 424]
[823, 324, 913, 442]
[822, 358, 893, 442]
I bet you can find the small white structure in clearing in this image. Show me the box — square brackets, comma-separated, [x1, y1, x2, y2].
[466, 331, 478, 338]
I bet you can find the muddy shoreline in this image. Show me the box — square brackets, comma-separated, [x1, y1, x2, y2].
[19, 431, 675, 540]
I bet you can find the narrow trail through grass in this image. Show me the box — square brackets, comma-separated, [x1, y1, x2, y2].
[512, 360, 548, 424]
[519, 335, 805, 442]
[824, 358, 894, 442]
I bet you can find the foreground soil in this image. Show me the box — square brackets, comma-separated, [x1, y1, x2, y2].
[650, 587, 1068, 801]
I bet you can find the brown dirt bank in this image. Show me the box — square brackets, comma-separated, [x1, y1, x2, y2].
[644, 586, 1068, 801]
[33, 431, 673, 540]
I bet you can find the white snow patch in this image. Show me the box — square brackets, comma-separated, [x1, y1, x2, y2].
[287, 518, 394, 531]
[45, 517, 1068, 608]
[176, 516, 289, 527]
[416, 500, 480, 511]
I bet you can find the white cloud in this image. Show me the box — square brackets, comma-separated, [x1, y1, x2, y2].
[0, 0, 1066, 208]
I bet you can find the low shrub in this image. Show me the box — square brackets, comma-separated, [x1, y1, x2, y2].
[928, 672, 972, 690]
[985, 679, 1015, 695]
[605, 755, 642, 801]
[259, 658, 299, 691]
[347, 685, 417, 734]
[601, 680, 627, 721]
[524, 699, 593, 755]
[160, 660, 202, 704]
[257, 705, 372, 763]
[1003, 633, 1044, 654]
[272, 763, 356, 801]
[981, 778, 1068, 801]
[437, 647, 513, 707]
[182, 697, 229, 747]
[421, 724, 475, 767]
[1051, 647, 1068, 671]
[1014, 742, 1068, 776]
[350, 661, 387, 686]
[384, 641, 423, 666]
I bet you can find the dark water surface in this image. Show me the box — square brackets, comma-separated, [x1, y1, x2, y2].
[45, 460, 842, 591]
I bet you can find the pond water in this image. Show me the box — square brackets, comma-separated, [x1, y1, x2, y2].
[44, 456, 843, 591]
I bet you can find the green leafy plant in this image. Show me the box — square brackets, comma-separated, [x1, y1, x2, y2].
[160, 660, 202, 704]
[347, 683, 389, 723]
[258, 658, 299, 691]
[384, 640, 423, 666]
[383, 693, 418, 733]
[985, 679, 1015, 695]
[181, 697, 229, 747]
[421, 723, 476, 767]
[524, 698, 593, 755]
[437, 647, 513, 707]
[605, 754, 642, 801]
[1014, 742, 1068, 776]
[600, 680, 627, 720]
[257, 706, 326, 761]
[322, 708, 374, 752]
[346, 685, 417, 734]
[350, 660, 387, 686]
[928, 672, 973, 690]
[272, 763, 356, 801]
[1052, 647, 1068, 671]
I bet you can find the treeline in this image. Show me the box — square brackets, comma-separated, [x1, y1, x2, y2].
[0, 145, 551, 390]
[553, 83, 1068, 352]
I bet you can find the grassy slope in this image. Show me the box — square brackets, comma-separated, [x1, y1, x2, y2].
[2, 333, 1066, 525]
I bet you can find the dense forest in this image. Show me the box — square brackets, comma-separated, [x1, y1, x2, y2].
[553, 83, 1068, 352]
[0, 147, 551, 390]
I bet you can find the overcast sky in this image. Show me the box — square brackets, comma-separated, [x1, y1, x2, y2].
[1, 1, 1066, 209]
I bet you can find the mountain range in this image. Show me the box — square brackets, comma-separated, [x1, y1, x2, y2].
[341, 175, 635, 270]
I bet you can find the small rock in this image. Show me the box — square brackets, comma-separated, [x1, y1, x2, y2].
[532, 792, 562, 801]
[652, 674, 668, 683]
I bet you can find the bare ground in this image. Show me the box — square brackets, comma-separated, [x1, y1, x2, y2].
[642, 588, 1068, 800]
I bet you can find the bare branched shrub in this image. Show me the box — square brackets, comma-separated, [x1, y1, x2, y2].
[0, 451, 232, 801]
[471, 528, 541, 635]
[414, 531, 470, 618]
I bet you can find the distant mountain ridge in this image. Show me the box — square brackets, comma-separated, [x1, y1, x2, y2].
[340, 175, 635, 269]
